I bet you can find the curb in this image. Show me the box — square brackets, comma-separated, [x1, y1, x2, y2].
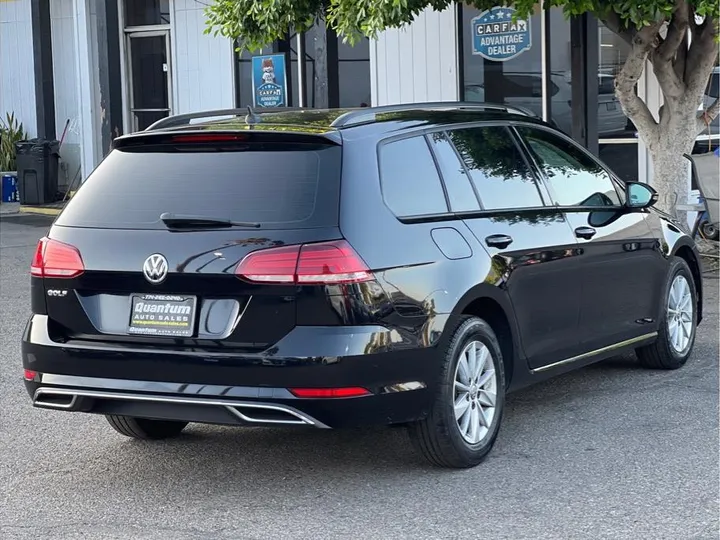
[18, 206, 63, 216]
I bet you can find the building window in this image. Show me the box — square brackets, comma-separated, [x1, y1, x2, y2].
[597, 21, 638, 183]
[124, 0, 170, 27]
[235, 25, 370, 109]
[121, 0, 172, 131]
[338, 36, 371, 107]
[460, 3, 543, 114]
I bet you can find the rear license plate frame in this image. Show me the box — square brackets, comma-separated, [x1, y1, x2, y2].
[128, 293, 197, 337]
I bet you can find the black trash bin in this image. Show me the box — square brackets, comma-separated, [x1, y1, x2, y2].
[15, 138, 60, 205]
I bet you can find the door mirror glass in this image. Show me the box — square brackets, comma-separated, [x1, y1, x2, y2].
[626, 182, 657, 209]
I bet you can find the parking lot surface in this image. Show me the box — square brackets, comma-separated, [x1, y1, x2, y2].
[1, 214, 718, 539]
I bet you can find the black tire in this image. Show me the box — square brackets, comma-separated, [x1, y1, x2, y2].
[105, 415, 188, 440]
[408, 316, 506, 468]
[636, 257, 698, 370]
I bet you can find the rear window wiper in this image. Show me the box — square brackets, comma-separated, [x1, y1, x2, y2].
[160, 212, 261, 229]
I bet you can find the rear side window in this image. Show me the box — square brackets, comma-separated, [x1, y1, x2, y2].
[379, 136, 448, 217]
[55, 143, 342, 230]
[446, 126, 545, 210]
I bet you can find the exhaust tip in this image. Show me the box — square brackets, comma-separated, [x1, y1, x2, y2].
[33, 389, 78, 410]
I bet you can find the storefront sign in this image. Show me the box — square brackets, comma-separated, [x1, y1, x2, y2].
[251, 54, 288, 108]
[471, 7, 532, 62]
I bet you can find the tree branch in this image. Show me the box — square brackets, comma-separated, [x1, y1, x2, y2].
[657, 1, 689, 62]
[615, 23, 663, 143]
[686, 19, 719, 95]
[600, 11, 635, 46]
[698, 98, 720, 135]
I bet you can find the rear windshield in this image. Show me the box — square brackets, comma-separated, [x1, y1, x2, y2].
[56, 143, 342, 230]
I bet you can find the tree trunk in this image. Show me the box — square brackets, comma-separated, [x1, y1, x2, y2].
[643, 105, 698, 229]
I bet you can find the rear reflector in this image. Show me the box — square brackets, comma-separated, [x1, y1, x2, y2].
[23, 369, 38, 381]
[236, 240, 373, 285]
[289, 387, 371, 398]
[31, 237, 84, 278]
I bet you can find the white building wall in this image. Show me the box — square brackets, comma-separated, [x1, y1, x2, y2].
[50, 0, 81, 188]
[171, 0, 235, 114]
[370, 7, 458, 105]
[0, 0, 37, 140]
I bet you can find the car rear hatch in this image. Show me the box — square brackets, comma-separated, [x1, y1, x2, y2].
[34, 129, 360, 352]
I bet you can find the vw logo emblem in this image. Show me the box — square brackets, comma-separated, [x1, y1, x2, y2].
[143, 254, 169, 284]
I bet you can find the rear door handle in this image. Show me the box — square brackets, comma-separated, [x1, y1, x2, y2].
[575, 226, 597, 239]
[485, 234, 513, 249]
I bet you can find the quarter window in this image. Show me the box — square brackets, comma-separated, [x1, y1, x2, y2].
[446, 126, 545, 210]
[379, 136, 448, 217]
[426, 132, 480, 212]
[517, 127, 622, 207]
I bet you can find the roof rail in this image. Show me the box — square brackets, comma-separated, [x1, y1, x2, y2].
[144, 107, 316, 131]
[329, 102, 535, 128]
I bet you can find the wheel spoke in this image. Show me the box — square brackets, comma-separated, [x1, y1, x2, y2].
[454, 395, 471, 420]
[475, 345, 489, 379]
[460, 404, 472, 435]
[468, 407, 479, 442]
[478, 390, 496, 407]
[669, 318, 679, 342]
[673, 321, 683, 350]
[679, 292, 692, 311]
[477, 369, 495, 389]
[455, 381, 471, 393]
[458, 354, 471, 384]
[467, 343, 478, 381]
[681, 321, 692, 348]
[477, 405, 489, 428]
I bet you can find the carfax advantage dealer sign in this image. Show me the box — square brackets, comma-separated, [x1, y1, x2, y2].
[471, 6, 532, 62]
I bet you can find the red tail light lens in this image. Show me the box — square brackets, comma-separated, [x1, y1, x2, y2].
[23, 369, 38, 381]
[236, 240, 372, 285]
[31, 237, 84, 278]
[289, 387, 371, 398]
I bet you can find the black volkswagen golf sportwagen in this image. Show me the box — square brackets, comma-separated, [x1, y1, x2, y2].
[22, 104, 704, 468]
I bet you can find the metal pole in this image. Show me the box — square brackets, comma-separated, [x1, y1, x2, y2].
[297, 31, 307, 107]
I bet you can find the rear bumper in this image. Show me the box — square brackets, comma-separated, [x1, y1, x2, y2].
[22, 315, 439, 428]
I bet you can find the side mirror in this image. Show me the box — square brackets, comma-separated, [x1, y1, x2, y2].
[625, 182, 658, 209]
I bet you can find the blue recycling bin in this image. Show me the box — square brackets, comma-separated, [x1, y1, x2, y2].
[1, 174, 19, 202]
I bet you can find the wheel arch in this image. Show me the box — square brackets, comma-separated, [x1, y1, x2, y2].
[451, 284, 524, 390]
[671, 240, 703, 324]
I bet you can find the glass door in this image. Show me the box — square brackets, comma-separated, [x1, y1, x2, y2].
[128, 31, 171, 131]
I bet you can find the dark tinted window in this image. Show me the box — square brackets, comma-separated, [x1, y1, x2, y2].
[56, 144, 342, 230]
[124, 0, 170, 26]
[426, 132, 480, 212]
[379, 136, 448, 217]
[446, 126, 544, 210]
[517, 127, 622, 207]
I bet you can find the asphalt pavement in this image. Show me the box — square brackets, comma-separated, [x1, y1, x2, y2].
[1, 214, 718, 540]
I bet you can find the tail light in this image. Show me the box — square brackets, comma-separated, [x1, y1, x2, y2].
[31, 237, 84, 278]
[236, 240, 373, 285]
[289, 387, 371, 398]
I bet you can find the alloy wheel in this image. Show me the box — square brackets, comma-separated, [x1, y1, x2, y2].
[453, 340, 497, 445]
[667, 274, 694, 354]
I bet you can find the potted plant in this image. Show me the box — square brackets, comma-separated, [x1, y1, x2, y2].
[1, 112, 27, 203]
[0, 112, 27, 174]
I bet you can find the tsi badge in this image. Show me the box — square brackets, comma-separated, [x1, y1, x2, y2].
[47, 289, 68, 297]
[143, 254, 169, 284]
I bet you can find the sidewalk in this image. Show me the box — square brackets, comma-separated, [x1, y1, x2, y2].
[0, 201, 66, 217]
